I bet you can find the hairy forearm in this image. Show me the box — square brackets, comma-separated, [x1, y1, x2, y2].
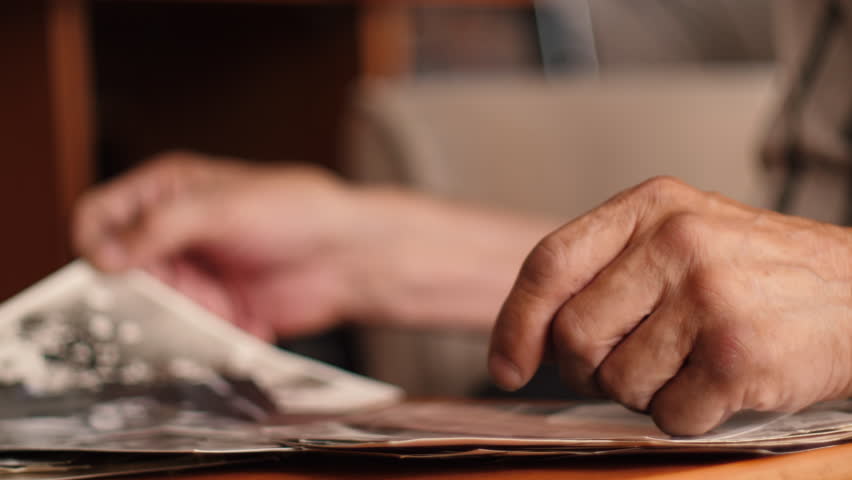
[347, 186, 560, 333]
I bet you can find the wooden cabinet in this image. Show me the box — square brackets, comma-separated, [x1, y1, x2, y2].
[0, 1, 92, 299]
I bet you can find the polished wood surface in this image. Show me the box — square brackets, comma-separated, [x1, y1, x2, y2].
[133, 443, 852, 480]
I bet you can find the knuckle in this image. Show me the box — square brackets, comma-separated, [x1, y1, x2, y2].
[148, 149, 199, 167]
[145, 150, 208, 178]
[699, 327, 755, 386]
[704, 190, 729, 205]
[657, 212, 704, 245]
[652, 213, 706, 261]
[635, 176, 689, 204]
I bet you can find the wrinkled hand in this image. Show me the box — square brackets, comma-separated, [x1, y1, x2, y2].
[489, 177, 852, 435]
[74, 152, 366, 340]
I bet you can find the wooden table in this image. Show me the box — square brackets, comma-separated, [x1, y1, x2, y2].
[131, 442, 852, 479]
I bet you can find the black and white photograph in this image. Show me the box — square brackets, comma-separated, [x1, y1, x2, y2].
[0, 262, 400, 453]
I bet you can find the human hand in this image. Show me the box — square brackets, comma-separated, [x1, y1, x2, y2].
[489, 177, 852, 435]
[74, 152, 367, 340]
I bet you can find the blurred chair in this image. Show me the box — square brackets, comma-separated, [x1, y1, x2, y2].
[343, 67, 777, 396]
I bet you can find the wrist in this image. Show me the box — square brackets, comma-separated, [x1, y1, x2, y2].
[336, 185, 424, 327]
[338, 185, 559, 332]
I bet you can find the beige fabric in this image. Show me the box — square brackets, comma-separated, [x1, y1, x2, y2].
[764, 0, 852, 170]
[784, 165, 849, 223]
[587, 0, 773, 66]
[342, 1, 852, 397]
[344, 69, 777, 396]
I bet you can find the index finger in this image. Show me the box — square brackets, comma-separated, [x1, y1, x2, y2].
[487, 177, 689, 391]
[72, 153, 201, 269]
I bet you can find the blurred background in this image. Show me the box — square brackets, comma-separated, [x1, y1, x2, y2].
[1, 0, 777, 396]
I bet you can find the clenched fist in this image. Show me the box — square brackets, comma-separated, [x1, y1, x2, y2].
[489, 177, 852, 435]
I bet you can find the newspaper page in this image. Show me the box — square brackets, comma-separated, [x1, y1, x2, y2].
[3, 262, 852, 462]
[0, 261, 401, 453]
[269, 400, 852, 453]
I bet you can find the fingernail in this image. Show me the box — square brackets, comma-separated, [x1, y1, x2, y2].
[98, 242, 126, 271]
[489, 353, 524, 392]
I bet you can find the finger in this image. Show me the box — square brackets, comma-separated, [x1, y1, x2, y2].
[73, 153, 203, 265]
[488, 178, 691, 391]
[594, 298, 698, 411]
[114, 194, 220, 270]
[549, 239, 668, 396]
[649, 304, 773, 436]
[73, 185, 148, 263]
[648, 360, 738, 436]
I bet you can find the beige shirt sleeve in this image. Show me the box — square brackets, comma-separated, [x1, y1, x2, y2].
[763, 0, 852, 170]
[761, 0, 852, 222]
